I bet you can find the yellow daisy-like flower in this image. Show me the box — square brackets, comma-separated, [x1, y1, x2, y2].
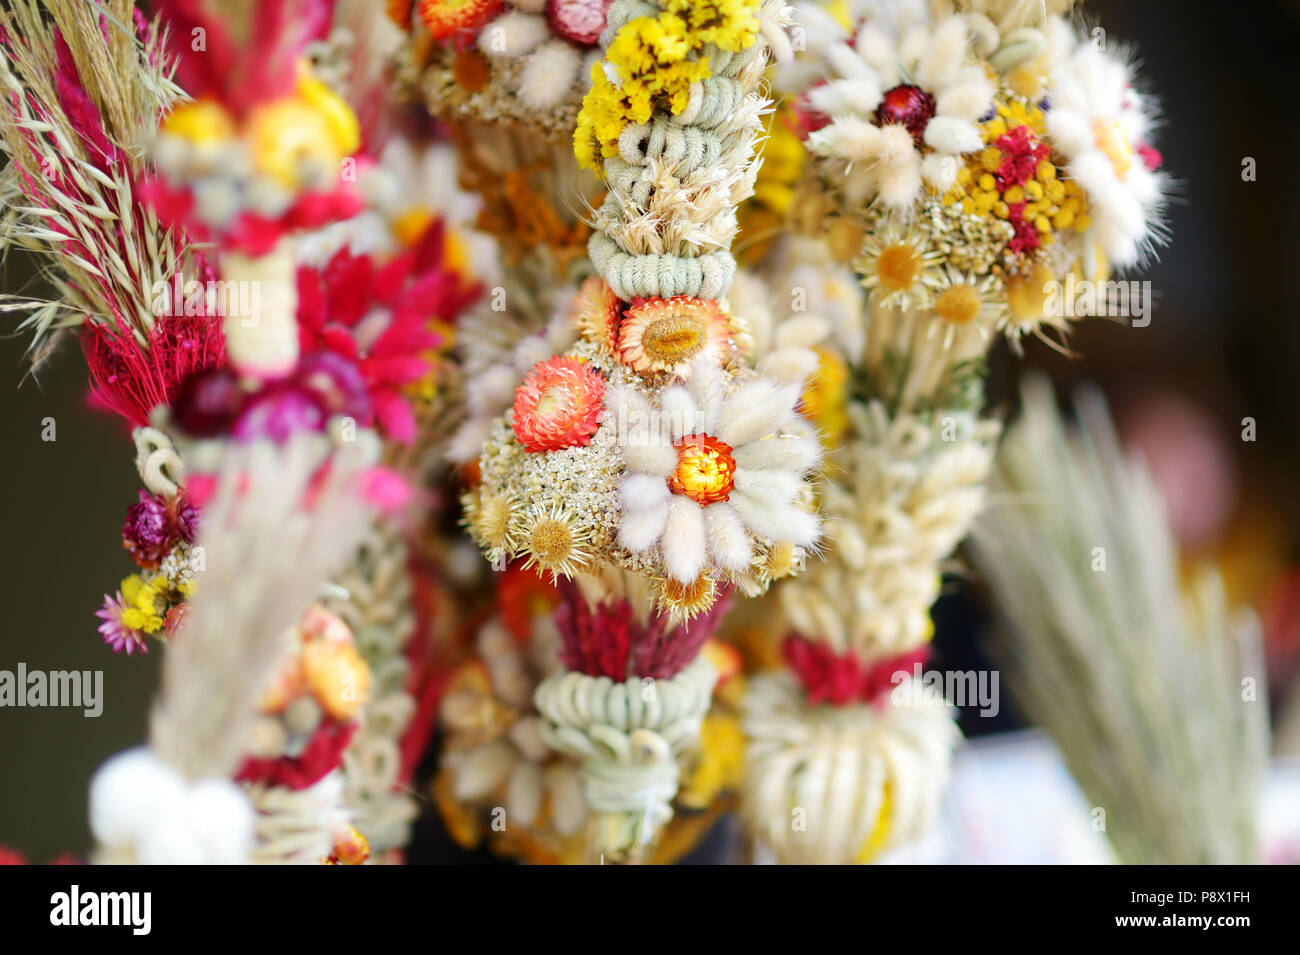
[1000, 261, 1072, 350]
[923, 266, 1004, 351]
[857, 223, 942, 311]
[521, 505, 594, 580]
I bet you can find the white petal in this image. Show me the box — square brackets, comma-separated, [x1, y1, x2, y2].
[923, 116, 982, 154]
[662, 497, 707, 582]
[856, 26, 899, 88]
[1044, 109, 1092, 158]
[917, 17, 968, 89]
[733, 467, 800, 507]
[623, 441, 678, 477]
[935, 70, 995, 122]
[517, 41, 581, 111]
[704, 502, 752, 571]
[876, 153, 923, 209]
[921, 152, 960, 191]
[506, 761, 543, 826]
[478, 13, 551, 60]
[808, 77, 881, 117]
[717, 381, 801, 447]
[621, 472, 670, 507]
[759, 347, 820, 385]
[730, 491, 821, 546]
[610, 385, 677, 475]
[773, 314, 830, 350]
[618, 499, 669, 552]
[808, 116, 883, 163]
[687, 358, 725, 433]
[826, 41, 871, 80]
[545, 765, 586, 836]
[453, 739, 517, 800]
[733, 434, 821, 473]
[660, 385, 699, 441]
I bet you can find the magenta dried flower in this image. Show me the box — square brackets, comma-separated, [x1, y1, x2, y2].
[122, 489, 176, 567]
[174, 494, 200, 544]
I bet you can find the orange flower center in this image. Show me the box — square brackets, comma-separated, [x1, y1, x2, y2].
[877, 245, 921, 290]
[668, 434, 736, 505]
[1091, 118, 1132, 180]
[642, 316, 707, 363]
[934, 284, 982, 325]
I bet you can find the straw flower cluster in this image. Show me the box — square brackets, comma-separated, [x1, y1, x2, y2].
[464, 1, 817, 621]
[394, 0, 611, 135]
[464, 313, 822, 619]
[792, 2, 1166, 380]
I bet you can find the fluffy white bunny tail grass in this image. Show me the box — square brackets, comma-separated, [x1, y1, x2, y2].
[741, 671, 959, 864]
[533, 657, 717, 862]
[968, 376, 1268, 864]
[149, 433, 379, 784]
[247, 771, 351, 864]
[91, 748, 255, 865]
[932, 0, 1077, 32]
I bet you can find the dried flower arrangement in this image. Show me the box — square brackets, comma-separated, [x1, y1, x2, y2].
[0, 0, 1206, 870]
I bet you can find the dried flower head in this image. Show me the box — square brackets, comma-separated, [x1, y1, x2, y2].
[522, 505, 593, 579]
[512, 355, 605, 452]
[572, 276, 623, 352]
[617, 297, 732, 376]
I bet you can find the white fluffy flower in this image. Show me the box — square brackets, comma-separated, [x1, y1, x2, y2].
[90, 748, 254, 865]
[1045, 38, 1166, 267]
[613, 358, 821, 584]
[806, 16, 995, 208]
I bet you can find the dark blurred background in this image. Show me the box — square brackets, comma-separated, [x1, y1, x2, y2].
[2, 0, 1299, 861]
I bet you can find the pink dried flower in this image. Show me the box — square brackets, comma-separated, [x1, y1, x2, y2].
[96, 591, 148, 656]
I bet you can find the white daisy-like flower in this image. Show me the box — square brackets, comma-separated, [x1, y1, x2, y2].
[612, 358, 822, 585]
[1044, 36, 1166, 268]
[805, 15, 996, 208]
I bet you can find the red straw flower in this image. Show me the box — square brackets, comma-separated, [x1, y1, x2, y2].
[512, 355, 605, 453]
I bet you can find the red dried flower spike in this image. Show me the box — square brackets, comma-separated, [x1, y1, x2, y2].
[512, 355, 605, 452]
[417, 0, 504, 40]
[874, 85, 936, 145]
[547, 0, 612, 46]
[553, 579, 731, 680]
[783, 636, 931, 706]
[235, 720, 358, 790]
[993, 124, 1049, 188]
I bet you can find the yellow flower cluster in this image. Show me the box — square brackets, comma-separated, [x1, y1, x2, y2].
[162, 66, 360, 190]
[945, 100, 1090, 246]
[119, 574, 169, 634]
[663, 0, 760, 52]
[574, 0, 763, 171]
[679, 712, 747, 808]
